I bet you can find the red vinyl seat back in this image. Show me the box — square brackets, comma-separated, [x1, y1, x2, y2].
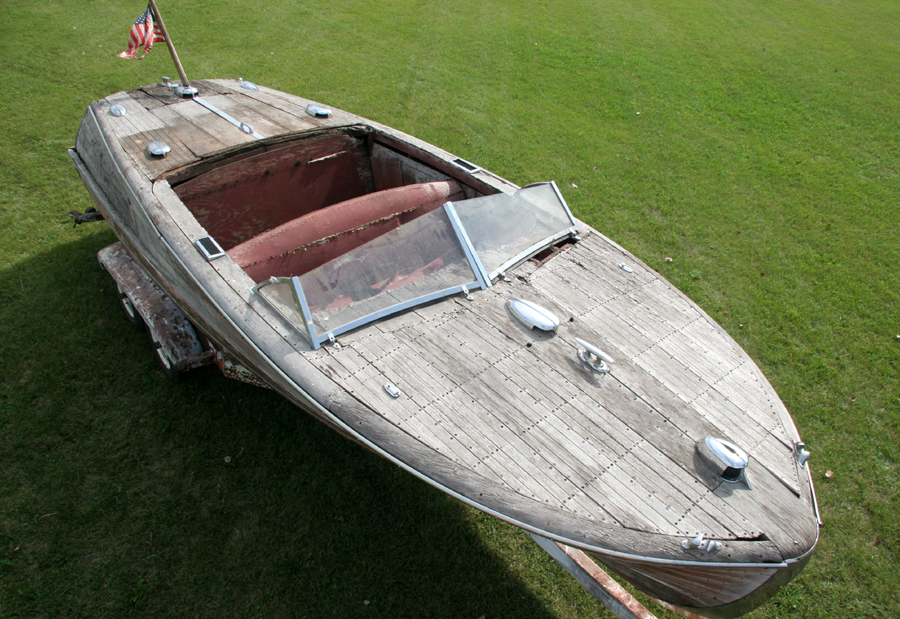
[227, 180, 464, 283]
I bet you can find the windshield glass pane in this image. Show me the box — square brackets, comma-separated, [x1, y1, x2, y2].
[256, 278, 311, 339]
[296, 207, 479, 337]
[450, 183, 575, 276]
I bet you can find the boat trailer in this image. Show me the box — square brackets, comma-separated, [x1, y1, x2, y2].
[97, 242, 267, 387]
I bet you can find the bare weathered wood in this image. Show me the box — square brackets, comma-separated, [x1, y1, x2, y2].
[101, 92, 168, 136]
[149, 102, 230, 156]
[597, 553, 779, 611]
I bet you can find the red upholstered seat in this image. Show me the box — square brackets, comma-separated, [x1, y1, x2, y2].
[227, 180, 464, 283]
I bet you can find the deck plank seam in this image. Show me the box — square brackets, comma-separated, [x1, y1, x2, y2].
[458, 388, 589, 501]
[422, 387, 539, 491]
[500, 322, 750, 532]
[432, 354, 627, 510]
[580, 438, 678, 531]
[688, 390, 783, 460]
[692, 361, 786, 443]
[487, 362, 656, 519]
[543, 259, 662, 318]
[336, 335, 501, 472]
[503, 406, 626, 515]
[602, 439, 687, 534]
[573, 382, 753, 535]
[407, 328, 523, 411]
[314, 236, 787, 536]
[672, 486, 718, 535]
[325, 354, 502, 478]
[630, 315, 708, 374]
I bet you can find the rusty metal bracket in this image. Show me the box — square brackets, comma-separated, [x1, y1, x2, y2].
[68, 208, 105, 227]
[209, 342, 271, 389]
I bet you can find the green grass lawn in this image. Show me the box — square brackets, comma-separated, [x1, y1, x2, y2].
[1, 0, 897, 617]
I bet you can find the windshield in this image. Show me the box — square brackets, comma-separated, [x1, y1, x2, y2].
[298, 207, 482, 335]
[449, 182, 576, 278]
[256, 206, 484, 348]
[254, 182, 576, 348]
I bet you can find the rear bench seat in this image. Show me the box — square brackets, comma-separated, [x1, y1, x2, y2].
[227, 180, 464, 283]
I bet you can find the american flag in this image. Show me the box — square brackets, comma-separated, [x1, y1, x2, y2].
[117, 3, 165, 59]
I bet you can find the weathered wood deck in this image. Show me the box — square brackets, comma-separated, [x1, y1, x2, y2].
[303, 231, 815, 555]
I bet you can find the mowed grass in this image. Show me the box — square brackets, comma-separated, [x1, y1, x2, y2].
[1, 0, 898, 617]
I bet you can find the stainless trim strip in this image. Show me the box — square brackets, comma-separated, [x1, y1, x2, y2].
[291, 276, 316, 341]
[548, 180, 579, 227]
[193, 96, 265, 139]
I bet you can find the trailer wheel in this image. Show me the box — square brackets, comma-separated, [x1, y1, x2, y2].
[117, 282, 145, 330]
[151, 340, 183, 382]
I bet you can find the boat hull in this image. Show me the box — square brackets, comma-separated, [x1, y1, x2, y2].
[597, 550, 814, 619]
[69, 79, 819, 618]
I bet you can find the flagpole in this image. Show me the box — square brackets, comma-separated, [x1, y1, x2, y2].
[147, 0, 197, 97]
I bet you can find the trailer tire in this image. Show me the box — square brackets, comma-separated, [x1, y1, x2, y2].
[151, 339, 183, 382]
[117, 282, 145, 330]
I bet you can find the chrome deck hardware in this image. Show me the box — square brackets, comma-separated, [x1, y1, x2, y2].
[682, 533, 722, 552]
[574, 338, 614, 373]
[194, 97, 265, 139]
[147, 141, 171, 157]
[793, 441, 811, 467]
[307, 103, 332, 118]
[383, 383, 401, 398]
[508, 298, 560, 333]
[697, 437, 752, 488]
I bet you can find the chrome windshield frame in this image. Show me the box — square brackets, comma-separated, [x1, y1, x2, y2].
[306, 280, 484, 349]
[458, 180, 580, 282]
[443, 202, 491, 289]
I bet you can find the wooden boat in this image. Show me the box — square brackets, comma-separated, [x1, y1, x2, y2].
[69, 78, 819, 618]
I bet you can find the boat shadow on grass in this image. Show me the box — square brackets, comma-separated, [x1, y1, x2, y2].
[0, 231, 609, 618]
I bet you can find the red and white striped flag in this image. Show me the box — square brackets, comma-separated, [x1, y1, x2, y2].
[117, 3, 165, 59]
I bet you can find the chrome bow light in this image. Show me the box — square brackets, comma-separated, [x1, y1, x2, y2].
[696, 437, 751, 488]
